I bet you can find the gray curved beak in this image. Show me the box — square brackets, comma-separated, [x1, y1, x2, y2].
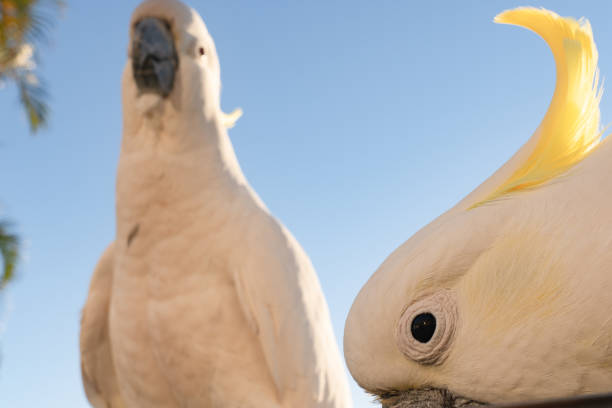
[132, 17, 178, 98]
[379, 388, 484, 408]
[379, 389, 612, 408]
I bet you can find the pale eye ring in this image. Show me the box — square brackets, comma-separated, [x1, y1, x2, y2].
[395, 289, 457, 365]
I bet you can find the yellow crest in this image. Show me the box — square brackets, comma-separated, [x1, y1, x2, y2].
[471, 8, 603, 209]
[221, 108, 243, 129]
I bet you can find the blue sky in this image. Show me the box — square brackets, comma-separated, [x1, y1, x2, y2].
[1, 1, 612, 407]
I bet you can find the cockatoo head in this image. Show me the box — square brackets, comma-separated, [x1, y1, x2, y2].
[345, 7, 610, 408]
[122, 0, 240, 151]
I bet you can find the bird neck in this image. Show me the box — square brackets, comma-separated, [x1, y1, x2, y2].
[118, 108, 253, 208]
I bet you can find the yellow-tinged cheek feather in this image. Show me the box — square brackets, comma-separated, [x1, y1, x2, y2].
[457, 229, 567, 341]
[471, 8, 603, 209]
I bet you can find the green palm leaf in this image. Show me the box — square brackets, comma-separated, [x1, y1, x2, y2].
[0, 0, 62, 289]
[0, 0, 63, 132]
[0, 223, 18, 289]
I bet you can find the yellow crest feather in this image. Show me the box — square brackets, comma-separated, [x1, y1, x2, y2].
[471, 7, 603, 209]
[221, 108, 243, 129]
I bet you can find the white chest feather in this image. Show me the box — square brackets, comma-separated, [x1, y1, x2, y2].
[109, 154, 281, 408]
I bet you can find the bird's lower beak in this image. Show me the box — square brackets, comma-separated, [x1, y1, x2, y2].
[379, 388, 486, 408]
[132, 17, 178, 98]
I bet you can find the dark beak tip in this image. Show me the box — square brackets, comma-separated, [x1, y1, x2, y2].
[132, 17, 178, 98]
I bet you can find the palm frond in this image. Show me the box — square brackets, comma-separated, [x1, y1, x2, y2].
[0, 0, 62, 133]
[16, 72, 47, 131]
[0, 222, 18, 289]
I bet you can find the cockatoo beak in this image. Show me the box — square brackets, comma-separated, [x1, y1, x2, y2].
[379, 388, 485, 408]
[380, 389, 612, 407]
[131, 17, 178, 98]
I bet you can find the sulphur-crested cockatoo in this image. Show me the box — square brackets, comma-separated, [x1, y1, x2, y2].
[345, 7, 612, 408]
[79, 1, 351, 407]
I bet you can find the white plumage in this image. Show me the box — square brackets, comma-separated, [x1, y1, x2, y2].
[80, 1, 351, 407]
[345, 7, 612, 407]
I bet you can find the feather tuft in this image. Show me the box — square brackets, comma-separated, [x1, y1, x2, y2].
[472, 7, 604, 208]
[221, 107, 243, 129]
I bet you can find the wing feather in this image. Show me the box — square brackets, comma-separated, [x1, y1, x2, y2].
[80, 242, 125, 408]
[233, 215, 352, 408]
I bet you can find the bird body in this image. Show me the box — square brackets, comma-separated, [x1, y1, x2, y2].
[80, 1, 351, 407]
[109, 148, 300, 407]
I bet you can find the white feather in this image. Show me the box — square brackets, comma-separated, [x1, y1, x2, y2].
[80, 1, 351, 407]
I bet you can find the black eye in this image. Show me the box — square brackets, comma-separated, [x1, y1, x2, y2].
[199, 47, 205, 56]
[396, 291, 456, 365]
[411, 312, 436, 343]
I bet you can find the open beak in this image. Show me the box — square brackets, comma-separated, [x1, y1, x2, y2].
[132, 17, 178, 98]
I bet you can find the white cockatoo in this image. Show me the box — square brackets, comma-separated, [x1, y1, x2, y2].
[79, 1, 352, 407]
[345, 7, 612, 408]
